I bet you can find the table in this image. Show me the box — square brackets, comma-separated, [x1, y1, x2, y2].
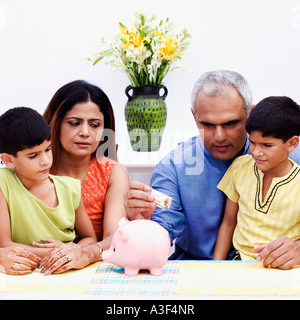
[1, 261, 300, 300]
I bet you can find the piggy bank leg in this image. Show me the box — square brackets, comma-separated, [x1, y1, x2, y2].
[124, 268, 139, 276]
[149, 267, 163, 276]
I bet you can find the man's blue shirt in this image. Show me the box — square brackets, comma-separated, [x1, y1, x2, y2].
[151, 136, 300, 260]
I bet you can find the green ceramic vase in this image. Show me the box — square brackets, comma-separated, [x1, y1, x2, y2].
[124, 85, 168, 152]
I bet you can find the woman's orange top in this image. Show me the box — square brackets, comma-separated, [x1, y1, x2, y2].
[81, 156, 116, 240]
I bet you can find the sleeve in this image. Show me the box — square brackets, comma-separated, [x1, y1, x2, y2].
[217, 158, 241, 203]
[150, 159, 186, 244]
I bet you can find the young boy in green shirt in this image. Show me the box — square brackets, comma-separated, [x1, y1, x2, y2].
[0, 107, 97, 272]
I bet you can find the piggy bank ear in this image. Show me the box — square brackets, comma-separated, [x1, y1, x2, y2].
[118, 229, 129, 242]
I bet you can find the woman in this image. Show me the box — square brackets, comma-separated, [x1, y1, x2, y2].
[41, 80, 129, 274]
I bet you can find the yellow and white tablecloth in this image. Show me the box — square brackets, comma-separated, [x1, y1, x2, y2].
[1, 261, 300, 299]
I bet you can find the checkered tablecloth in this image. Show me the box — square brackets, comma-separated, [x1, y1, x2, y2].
[86, 261, 180, 298]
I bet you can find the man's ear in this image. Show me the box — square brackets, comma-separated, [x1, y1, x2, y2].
[190, 108, 196, 120]
[287, 136, 300, 152]
[0, 153, 16, 168]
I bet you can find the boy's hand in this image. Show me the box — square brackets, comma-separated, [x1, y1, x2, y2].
[32, 238, 63, 248]
[254, 236, 300, 270]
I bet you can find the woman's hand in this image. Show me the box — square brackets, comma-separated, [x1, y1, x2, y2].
[0, 247, 41, 275]
[40, 242, 99, 275]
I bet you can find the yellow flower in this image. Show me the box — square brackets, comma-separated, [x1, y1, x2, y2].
[119, 23, 128, 35]
[131, 32, 143, 49]
[119, 24, 132, 48]
[90, 13, 191, 86]
[120, 26, 151, 51]
[159, 37, 184, 61]
[153, 30, 166, 38]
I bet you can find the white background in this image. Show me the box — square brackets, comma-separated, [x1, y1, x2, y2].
[1, 0, 300, 156]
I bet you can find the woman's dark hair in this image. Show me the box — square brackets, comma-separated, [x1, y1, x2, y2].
[246, 96, 300, 142]
[0, 107, 51, 156]
[43, 80, 116, 172]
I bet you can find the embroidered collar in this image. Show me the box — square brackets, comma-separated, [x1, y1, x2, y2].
[254, 163, 300, 214]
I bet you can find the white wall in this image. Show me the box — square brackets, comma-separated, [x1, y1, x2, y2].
[1, 0, 300, 155]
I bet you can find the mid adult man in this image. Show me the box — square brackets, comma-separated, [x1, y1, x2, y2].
[124, 70, 300, 269]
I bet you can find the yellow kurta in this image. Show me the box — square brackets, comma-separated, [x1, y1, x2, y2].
[0, 168, 80, 246]
[217, 155, 300, 260]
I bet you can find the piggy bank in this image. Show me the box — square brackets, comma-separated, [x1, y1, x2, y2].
[102, 218, 171, 276]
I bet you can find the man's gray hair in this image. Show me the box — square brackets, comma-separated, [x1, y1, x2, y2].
[191, 70, 253, 116]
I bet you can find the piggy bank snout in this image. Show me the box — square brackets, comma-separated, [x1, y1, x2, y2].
[102, 248, 113, 261]
[102, 251, 107, 260]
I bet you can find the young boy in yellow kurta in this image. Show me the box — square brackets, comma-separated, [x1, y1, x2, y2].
[0, 107, 97, 270]
[213, 96, 300, 261]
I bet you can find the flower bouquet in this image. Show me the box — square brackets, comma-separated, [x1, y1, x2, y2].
[89, 12, 191, 86]
[89, 13, 191, 152]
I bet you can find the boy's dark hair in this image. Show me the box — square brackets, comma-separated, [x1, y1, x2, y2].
[246, 96, 300, 142]
[0, 107, 51, 156]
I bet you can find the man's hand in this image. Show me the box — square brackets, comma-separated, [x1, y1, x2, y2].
[254, 236, 300, 270]
[124, 181, 156, 220]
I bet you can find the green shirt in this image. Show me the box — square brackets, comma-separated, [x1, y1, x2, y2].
[0, 168, 80, 246]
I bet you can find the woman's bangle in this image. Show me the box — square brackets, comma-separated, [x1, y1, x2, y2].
[96, 243, 103, 261]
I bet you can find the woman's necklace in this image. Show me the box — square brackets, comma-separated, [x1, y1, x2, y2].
[80, 160, 91, 184]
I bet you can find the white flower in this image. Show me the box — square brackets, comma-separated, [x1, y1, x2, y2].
[89, 13, 191, 86]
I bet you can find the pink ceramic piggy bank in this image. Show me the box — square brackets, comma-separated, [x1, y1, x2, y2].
[102, 218, 171, 276]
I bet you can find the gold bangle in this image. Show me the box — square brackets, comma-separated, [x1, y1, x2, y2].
[96, 243, 103, 261]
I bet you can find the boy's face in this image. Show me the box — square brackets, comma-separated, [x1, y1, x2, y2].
[249, 131, 298, 175]
[2, 140, 52, 182]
